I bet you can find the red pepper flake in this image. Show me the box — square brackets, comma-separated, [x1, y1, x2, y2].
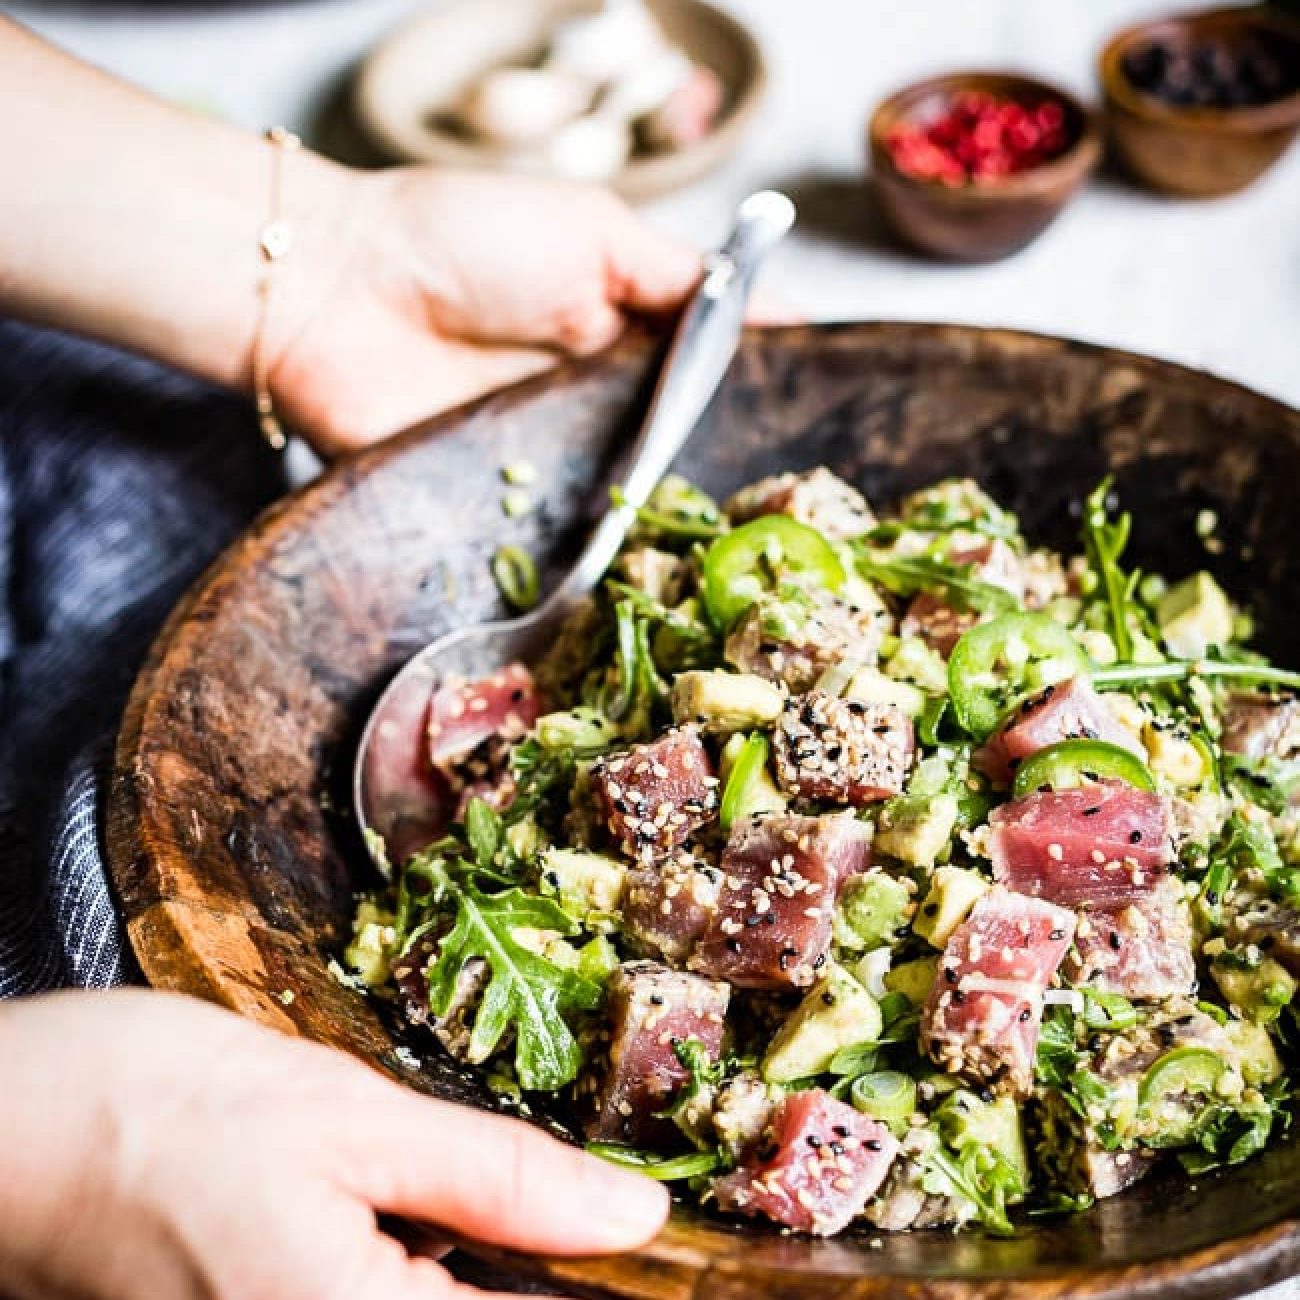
[885, 91, 1070, 186]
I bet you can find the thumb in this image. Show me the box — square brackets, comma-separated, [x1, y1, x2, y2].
[333, 1082, 669, 1256]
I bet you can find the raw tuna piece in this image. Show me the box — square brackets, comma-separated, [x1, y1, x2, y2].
[724, 467, 876, 541]
[590, 727, 719, 862]
[585, 961, 730, 1146]
[725, 590, 886, 693]
[989, 785, 1173, 908]
[1221, 691, 1300, 762]
[691, 813, 871, 989]
[921, 887, 1075, 1095]
[622, 850, 722, 963]
[1064, 877, 1197, 999]
[712, 1090, 899, 1234]
[428, 664, 539, 774]
[773, 693, 914, 805]
[974, 676, 1143, 786]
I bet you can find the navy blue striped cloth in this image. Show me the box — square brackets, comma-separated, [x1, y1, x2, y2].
[0, 319, 285, 996]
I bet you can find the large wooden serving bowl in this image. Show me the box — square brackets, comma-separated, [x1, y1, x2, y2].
[108, 324, 1300, 1300]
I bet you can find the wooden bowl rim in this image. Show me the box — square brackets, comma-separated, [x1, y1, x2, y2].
[1099, 5, 1300, 133]
[109, 321, 1300, 1300]
[866, 70, 1102, 201]
[351, 0, 768, 202]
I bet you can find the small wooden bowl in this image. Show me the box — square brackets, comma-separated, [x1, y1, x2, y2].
[867, 71, 1100, 263]
[352, 0, 766, 203]
[1099, 6, 1300, 198]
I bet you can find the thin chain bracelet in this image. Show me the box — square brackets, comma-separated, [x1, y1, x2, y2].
[251, 125, 301, 451]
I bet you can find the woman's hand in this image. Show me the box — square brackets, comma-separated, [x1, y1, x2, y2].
[269, 169, 706, 456]
[0, 990, 669, 1300]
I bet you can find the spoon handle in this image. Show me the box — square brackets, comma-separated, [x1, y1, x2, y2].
[546, 190, 795, 612]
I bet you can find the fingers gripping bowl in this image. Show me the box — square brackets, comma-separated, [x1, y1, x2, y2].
[108, 325, 1300, 1296]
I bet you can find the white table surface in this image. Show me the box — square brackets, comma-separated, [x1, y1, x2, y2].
[5, 2, 1297, 1296]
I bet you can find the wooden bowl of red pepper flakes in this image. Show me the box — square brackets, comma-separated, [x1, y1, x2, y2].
[868, 71, 1100, 262]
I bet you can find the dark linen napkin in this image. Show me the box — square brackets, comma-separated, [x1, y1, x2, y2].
[0, 318, 286, 995]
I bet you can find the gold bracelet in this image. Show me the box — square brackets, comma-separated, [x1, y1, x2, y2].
[251, 125, 301, 451]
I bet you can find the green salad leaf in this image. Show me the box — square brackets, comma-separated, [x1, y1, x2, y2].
[854, 550, 1018, 615]
[1081, 479, 1144, 663]
[426, 882, 601, 1091]
[921, 1139, 1023, 1237]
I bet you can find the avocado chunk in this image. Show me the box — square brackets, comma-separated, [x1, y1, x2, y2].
[762, 965, 883, 1083]
[913, 866, 990, 948]
[833, 869, 913, 951]
[845, 666, 927, 718]
[876, 791, 960, 868]
[1142, 720, 1207, 789]
[1157, 571, 1235, 659]
[344, 900, 396, 988]
[1221, 1017, 1284, 1084]
[936, 1090, 1029, 1187]
[536, 707, 622, 753]
[1210, 949, 1297, 1024]
[885, 635, 948, 694]
[540, 848, 627, 922]
[671, 669, 784, 733]
[884, 954, 938, 1006]
[718, 732, 788, 820]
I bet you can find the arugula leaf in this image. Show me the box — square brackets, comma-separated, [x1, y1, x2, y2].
[921, 1140, 1023, 1236]
[1036, 1006, 1082, 1091]
[586, 1142, 724, 1181]
[1178, 1079, 1292, 1174]
[464, 798, 503, 871]
[1081, 479, 1143, 662]
[855, 550, 1018, 615]
[1199, 813, 1300, 920]
[426, 882, 601, 1090]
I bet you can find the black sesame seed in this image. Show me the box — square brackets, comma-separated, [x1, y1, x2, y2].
[1019, 1007, 1032, 1022]
[864, 1139, 883, 1152]
[1108, 931, 1122, 951]
[1129, 830, 1143, 844]
[764, 913, 777, 926]
[1049, 928, 1066, 941]
[1083, 806, 1101, 817]
[944, 968, 959, 984]
[832, 1125, 850, 1138]
[822, 992, 836, 1006]
[726, 938, 742, 953]
[649, 994, 665, 1006]
[806, 1135, 822, 1149]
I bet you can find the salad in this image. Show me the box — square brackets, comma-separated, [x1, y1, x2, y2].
[347, 468, 1299, 1237]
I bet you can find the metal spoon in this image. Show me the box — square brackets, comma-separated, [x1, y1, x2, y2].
[354, 190, 795, 870]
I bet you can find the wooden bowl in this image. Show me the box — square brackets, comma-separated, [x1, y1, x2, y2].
[107, 324, 1300, 1300]
[867, 72, 1100, 262]
[1099, 6, 1300, 197]
[352, 0, 766, 202]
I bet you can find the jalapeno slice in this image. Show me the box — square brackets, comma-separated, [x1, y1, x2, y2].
[701, 516, 844, 631]
[1137, 1047, 1226, 1144]
[947, 612, 1090, 739]
[1011, 739, 1156, 800]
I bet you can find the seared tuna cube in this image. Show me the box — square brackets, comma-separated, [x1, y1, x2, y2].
[773, 693, 914, 805]
[712, 1089, 899, 1235]
[428, 663, 539, 775]
[1064, 877, 1196, 999]
[1226, 895, 1300, 976]
[899, 593, 980, 658]
[898, 538, 1027, 657]
[590, 727, 719, 862]
[724, 467, 876, 541]
[392, 931, 490, 1063]
[989, 785, 1173, 908]
[692, 813, 871, 989]
[865, 1127, 976, 1232]
[1221, 690, 1300, 763]
[710, 1070, 780, 1162]
[974, 676, 1144, 786]
[586, 961, 730, 1146]
[922, 888, 1075, 1096]
[725, 589, 887, 693]
[622, 850, 722, 963]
